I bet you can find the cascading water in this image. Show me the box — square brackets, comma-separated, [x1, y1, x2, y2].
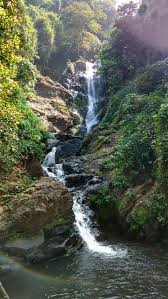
[73, 190, 125, 256]
[58, 0, 62, 11]
[41, 61, 126, 257]
[42, 146, 126, 257]
[42, 147, 65, 183]
[85, 62, 99, 133]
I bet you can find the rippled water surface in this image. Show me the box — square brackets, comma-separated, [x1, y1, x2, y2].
[2, 241, 168, 299]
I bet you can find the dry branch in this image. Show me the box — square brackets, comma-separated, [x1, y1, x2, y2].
[0, 282, 10, 299]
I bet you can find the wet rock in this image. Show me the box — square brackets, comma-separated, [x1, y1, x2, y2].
[46, 137, 60, 151]
[87, 176, 104, 185]
[55, 139, 81, 162]
[56, 133, 82, 142]
[65, 174, 94, 188]
[27, 244, 66, 264]
[74, 60, 86, 73]
[63, 158, 83, 175]
[0, 265, 12, 276]
[44, 221, 73, 241]
[62, 60, 88, 120]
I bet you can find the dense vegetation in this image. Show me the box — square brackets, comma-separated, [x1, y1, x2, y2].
[2, 0, 168, 243]
[0, 0, 115, 174]
[0, 0, 49, 173]
[85, 0, 168, 241]
[26, 0, 115, 77]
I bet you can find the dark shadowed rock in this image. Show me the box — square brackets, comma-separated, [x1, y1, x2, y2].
[27, 244, 66, 264]
[63, 158, 83, 175]
[25, 156, 43, 177]
[55, 133, 82, 142]
[46, 137, 60, 151]
[65, 174, 94, 188]
[55, 139, 81, 162]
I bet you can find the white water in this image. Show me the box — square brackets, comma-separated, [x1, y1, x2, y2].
[85, 62, 99, 133]
[58, 0, 61, 11]
[43, 147, 126, 256]
[73, 191, 126, 257]
[42, 147, 65, 183]
[42, 63, 127, 256]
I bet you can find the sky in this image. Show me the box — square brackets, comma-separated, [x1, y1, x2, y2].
[116, 0, 139, 7]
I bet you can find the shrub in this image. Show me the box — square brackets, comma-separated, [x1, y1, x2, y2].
[0, 86, 48, 173]
[135, 59, 168, 94]
[155, 102, 168, 187]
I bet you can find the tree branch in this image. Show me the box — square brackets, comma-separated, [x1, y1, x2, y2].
[0, 282, 10, 299]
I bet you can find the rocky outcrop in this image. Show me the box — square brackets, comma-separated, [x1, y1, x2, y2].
[25, 156, 43, 177]
[28, 76, 81, 133]
[62, 60, 88, 120]
[65, 174, 94, 188]
[1, 176, 79, 262]
[63, 157, 84, 175]
[55, 138, 82, 162]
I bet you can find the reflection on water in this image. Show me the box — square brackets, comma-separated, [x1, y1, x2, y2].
[1, 242, 168, 299]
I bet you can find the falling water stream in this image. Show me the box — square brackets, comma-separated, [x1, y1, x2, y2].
[58, 0, 62, 12]
[42, 143, 123, 256]
[85, 62, 99, 133]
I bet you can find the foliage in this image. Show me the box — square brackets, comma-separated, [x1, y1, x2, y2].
[85, 1, 168, 238]
[155, 102, 168, 188]
[130, 202, 151, 228]
[16, 58, 38, 86]
[135, 59, 168, 94]
[0, 0, 47, 173]
[100, 1, 167, 94]
[26, 0, 115, 76]
[151, 191, 167, 225]
[0, 87, 47, 172]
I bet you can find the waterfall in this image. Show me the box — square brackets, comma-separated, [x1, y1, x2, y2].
[42, 147, 65, 183]
[85, 62, 99, 133]
[73, 191, 124, 256]
[41, 62, 126, 257]
[58, 0, 61, 11]
[42, 145, 126, 257]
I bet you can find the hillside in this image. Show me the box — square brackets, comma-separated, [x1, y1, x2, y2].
[83, 1, 168, 242]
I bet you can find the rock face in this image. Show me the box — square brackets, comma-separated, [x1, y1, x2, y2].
[65, 174, 94, 188]
[63, 157, 84, 175]
[55, 138, 82, 162]
[62, 60, 88, 121]
[1, 177, 79, 262]
[25, 156, 43, 177]
[28, 76, 81, 133]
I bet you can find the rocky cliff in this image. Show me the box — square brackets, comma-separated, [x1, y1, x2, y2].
[28, 76, 82, 134]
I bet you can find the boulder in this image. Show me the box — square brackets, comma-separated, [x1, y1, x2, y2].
[55, 133, 82, 142]
[63, 158, 83, 175]
[65, 174, 94, 188]
[74, 60, 86, 73]
[25, 156, 43, 178]
[26, 232, 81, 264]
[0, 177, 79, 262]
[46, 137, 60, 151]
[55, 139, 81, 162]
[7, 178, 72, 234]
